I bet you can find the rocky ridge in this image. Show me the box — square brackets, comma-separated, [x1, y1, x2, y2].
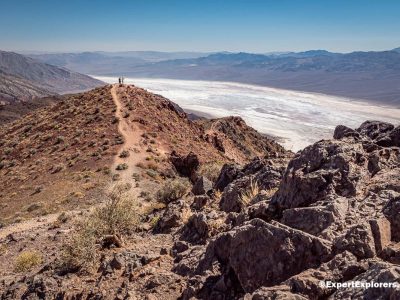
[0, 85, 399, 299]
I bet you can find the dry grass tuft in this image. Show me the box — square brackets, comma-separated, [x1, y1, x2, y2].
[156, 178, 191, 203]
[59, 183, 139, 273]
[14, 251, 42, 272]
[240, 178, 259, 206]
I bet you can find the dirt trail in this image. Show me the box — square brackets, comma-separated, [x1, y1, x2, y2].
[110, 84, 147, 193]
[0, 213, 59, 240]
[0, 85, 144, 240]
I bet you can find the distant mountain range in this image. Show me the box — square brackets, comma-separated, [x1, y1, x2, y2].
[28, 48, 400, 106]
[0, 50, 103, 103]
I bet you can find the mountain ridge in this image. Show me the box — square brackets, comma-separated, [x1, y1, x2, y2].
[0, 50, 103, 102]
[29, 49, 400, 105]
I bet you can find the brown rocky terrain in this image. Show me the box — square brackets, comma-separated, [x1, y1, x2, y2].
[0, 84, 399, 299]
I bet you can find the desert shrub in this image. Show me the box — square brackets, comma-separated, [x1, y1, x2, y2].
[55, 136, 65, 144]
[4, 147, 13, 155]
[60, 183, 138, 273]
[112, 174, 121, 181]
[240, 178, 259, 206]
[132, 172, 141, 181]
[119, 150, 130, 158]
[51, 164, 64, 174]
[146, 170, 158, 178]
[199, 162, 224, 182]
[149, 216, 160, 228]
[14, 251, 42, 272]
[157, 178, 191, 203]
[116, 163, 128, 170]
[57, 212, 69, 223]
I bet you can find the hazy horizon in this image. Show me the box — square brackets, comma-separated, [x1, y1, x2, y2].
[96, 76, 400, 151]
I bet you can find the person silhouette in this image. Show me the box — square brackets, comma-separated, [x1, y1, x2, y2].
[118, 77, 121, 84]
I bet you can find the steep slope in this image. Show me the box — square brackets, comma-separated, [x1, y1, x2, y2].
[0, 86, 120, 223]
[0, 84, 284, 223]
[0, 50, 103, 102]
[0, 71, 51, 101]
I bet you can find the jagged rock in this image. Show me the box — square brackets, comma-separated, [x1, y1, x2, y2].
[330, 262, 400, 299]
[369, 217, 391, 253]
[356, 120, 394, 140]
[191, 195, 209, 210]
[173, 245, 208, 276]
[333, 125, 360, 140]
[219, 158, 286, 213]
[189, 219, 332, 294]
[22, 275, 59, 299]
[334, 223, 376, 259]
[170, 151, 199, 182]
[214, 163, 241, 191]
[180, 213, 209, 244]
[191, 176, 213, 195]
[283, 251, 367, 299]
[219, 176, 253, 213]
[154, 200, 189, 233]
[271, 139, 370, 211]
[281, 206, 336, 236]
[381, 243, 400, 264]
[383, 191, 400, 242]
[281, 197, 348, 239]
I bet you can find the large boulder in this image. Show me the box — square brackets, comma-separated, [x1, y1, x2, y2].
[334, 223, 376, 259]
[356, 120, 394, 140]
[170, 151, 199, 182]
[330, 262, 400, 299]
[283, 251, 367, 299]
[194, 219, 332, 293]
[154, 200, 190, 233]
[271, 140, 369, 211]
[214, 163, 241, 191]
[333, 125, 360, 140]
[383, 191, 400, 242]
[219, 158, 287, 213]
[191, 176, 213, 196]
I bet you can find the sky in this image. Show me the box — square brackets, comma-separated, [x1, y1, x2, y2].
[0, 0, 399, 53]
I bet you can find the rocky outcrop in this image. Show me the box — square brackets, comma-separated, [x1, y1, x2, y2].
[170, 151, 200, 182]
[173, 120, 400, 299]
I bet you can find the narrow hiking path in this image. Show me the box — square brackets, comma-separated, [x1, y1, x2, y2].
[110, 84, 147, 194]
[0, 85, 144, 240]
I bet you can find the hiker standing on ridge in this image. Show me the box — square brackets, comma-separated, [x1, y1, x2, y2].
[118, 77, 121, 84]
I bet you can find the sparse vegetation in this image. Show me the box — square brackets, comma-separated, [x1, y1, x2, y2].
[116, 163, 128, 170]
[157, 178, 191, 203]
[14, 251, 42, 272]
[119, 150, 130, 158]
[199, 162, 224, 182]
[60, 183, 139, 273]
[240, 178, 259, 206]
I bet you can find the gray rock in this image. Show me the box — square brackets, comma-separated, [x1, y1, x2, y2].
[191, 176, 213, 195]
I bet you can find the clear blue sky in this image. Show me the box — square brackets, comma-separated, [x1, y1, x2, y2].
[0, 0, 399, 53]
